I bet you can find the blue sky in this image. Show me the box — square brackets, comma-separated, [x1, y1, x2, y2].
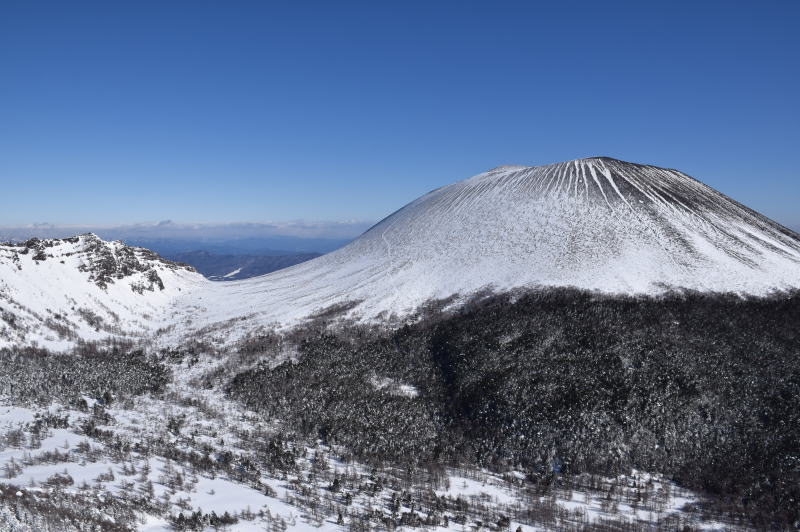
[1, 1, 798, 229]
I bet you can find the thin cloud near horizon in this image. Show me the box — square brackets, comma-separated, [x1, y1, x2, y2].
[0, 220, 376, 242]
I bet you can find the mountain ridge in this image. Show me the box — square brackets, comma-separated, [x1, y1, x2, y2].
[2, 158, 799, 350]
[162, 249, 321, 281]
[0, 233, 204, 350]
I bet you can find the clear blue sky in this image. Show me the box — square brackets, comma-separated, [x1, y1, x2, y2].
[1, 1, 798, 228]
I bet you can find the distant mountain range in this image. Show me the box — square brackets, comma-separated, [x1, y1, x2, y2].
[162, 250, 321, 281]
[0, 221, 369, 256]
[123, 236, 350, 255]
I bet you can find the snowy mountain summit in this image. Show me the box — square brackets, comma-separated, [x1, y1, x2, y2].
[3, 158, 800, 349]
[183, 157, 800, 338]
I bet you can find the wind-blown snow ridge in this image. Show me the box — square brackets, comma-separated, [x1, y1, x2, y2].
[171, 157, 800, 343]
[2, 158, 799, 349]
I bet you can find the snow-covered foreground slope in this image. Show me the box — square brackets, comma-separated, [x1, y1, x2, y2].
[170, 157, 800, 342]
[3, 157, 800, 349]
[0, 393, 738, 531]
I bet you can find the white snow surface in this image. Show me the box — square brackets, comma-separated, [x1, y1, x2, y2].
[0, 234, 204, 350]
[222, 267, 243, 278]
[0, 398, 732, 531]
[2, 157, 800, 349]
[168, 157, 800, 343]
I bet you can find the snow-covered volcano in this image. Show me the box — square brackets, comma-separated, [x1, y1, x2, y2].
[3, 157, 800, 349]
[175, 157, 800, 341]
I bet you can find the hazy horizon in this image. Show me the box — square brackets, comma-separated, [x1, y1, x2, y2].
[0, 220, 376, 255]
[2, 214, 799, 241]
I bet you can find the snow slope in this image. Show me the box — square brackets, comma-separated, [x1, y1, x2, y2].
[0, 234, 205, 350]
[171, 157, 800, 341]
[2, 158, 800, 349]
